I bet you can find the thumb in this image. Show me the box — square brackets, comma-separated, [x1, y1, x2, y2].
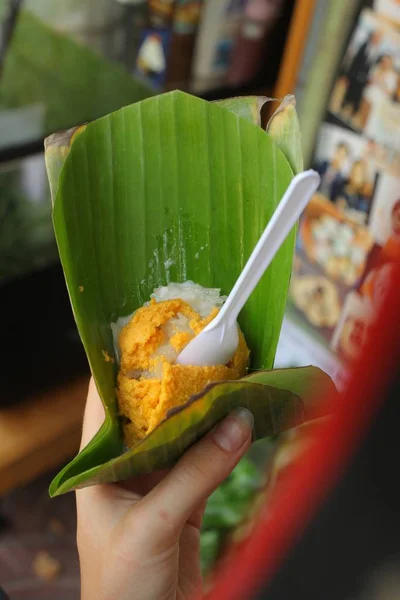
[129, 408, 254, 551]
[80, 377, 105, 451]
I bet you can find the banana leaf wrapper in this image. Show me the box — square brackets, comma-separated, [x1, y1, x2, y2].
[45, 91, 335, 496]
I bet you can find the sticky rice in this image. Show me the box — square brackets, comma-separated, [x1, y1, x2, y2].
[112, 281, 250, 446]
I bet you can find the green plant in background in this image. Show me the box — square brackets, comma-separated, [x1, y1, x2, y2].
[200, 454, 264, 575]
[0, 0, 6, 23]
[0, 167, 58, 283]
[0, 10, 153, 142]
[44, 91, 335, 497]
[200, 436, 276, 575]
[0, 7, 153, 280]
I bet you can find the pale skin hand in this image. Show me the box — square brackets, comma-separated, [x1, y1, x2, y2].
[77, 379, 254, 600]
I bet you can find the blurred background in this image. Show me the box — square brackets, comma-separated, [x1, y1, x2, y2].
[0, 0, 399, 597]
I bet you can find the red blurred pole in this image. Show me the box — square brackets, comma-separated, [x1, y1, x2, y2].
[205, 264, 400, 600]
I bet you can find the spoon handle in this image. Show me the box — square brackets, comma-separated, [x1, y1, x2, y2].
[217, 170, 320, 327]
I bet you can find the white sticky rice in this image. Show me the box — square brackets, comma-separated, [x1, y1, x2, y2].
[111, 281, 226, 365]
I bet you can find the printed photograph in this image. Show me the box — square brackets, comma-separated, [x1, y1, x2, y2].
[330, 291, 375, 363]
[149, 0, 176, 22]
[362, 137, 400, 179]
[288, 255, 344, 341]
[374, 0, 400, 25]
[313, 123, 380, 225]
[297, 195, 374, 287]
[354, 171, 400, 301]
[135, 29, 171, 89]
[368, 170, 400, 248]
[329, 9, 400, 153]
[173, 0, 203, 33]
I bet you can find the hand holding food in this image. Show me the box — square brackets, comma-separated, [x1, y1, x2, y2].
[45, 92, 335, 496]
[77, 379, 253, 600]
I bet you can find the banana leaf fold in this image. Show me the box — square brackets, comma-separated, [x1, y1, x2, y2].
[45, 91, 335, 496]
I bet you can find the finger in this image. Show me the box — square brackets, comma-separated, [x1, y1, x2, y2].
[80, 377, 105, 451]
[119, 470, 170, 496]
[130, 408, 253, 549]
[187, 500, 207, 530]
[76, 379, 115, 518]
[78, 381, 167, 511]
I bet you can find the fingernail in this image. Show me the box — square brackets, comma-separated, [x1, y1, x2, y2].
[212, 408, 254, 452]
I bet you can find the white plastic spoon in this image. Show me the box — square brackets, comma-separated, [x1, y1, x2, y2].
[176, 169, 320, 366]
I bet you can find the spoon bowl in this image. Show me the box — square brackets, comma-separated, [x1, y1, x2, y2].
[176, 170, 320, 367]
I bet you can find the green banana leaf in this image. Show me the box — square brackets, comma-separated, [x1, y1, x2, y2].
[213, 96, 268, 126]
[45, 91, 334, 496]
[267, 95, 303, 176]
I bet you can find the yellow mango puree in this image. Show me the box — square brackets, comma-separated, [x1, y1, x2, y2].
[116, 298, 249, 446]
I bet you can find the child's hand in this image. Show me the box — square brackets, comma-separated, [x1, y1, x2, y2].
[77, 379, 253, 600]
